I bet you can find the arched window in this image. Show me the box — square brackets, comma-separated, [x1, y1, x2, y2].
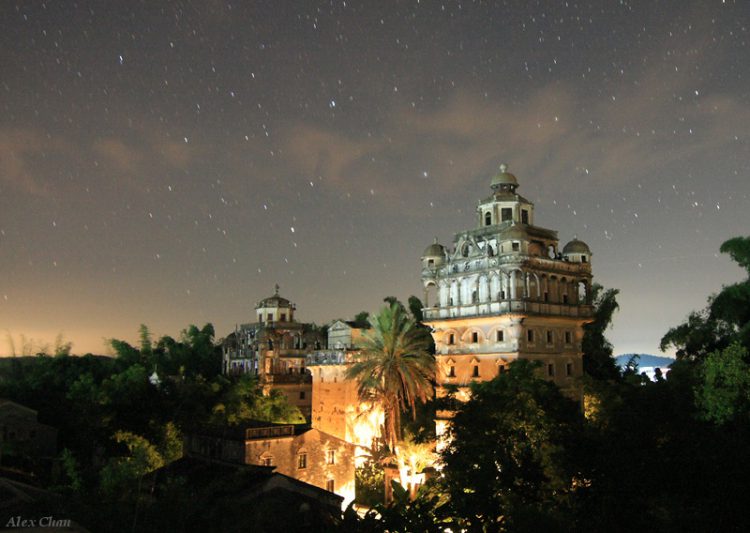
[485, 212, 492, 226]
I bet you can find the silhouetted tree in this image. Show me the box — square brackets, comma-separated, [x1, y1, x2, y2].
[582, 284, 621, 380]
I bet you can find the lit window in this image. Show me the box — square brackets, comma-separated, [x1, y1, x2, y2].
[327, 450, 335, 465]
[298, 453, 307, 469]
[496, 330, 504, 342]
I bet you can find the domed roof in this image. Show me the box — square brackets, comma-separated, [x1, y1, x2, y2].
[490, 163, 519, 189]
[257, 284, 292, 308]
[423, 237, 446, 257]
[563, 238, 591, 255]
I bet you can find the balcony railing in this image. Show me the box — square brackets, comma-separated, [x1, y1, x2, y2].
[262, 373, 312, 384]
[306, 350, 359, 366]
[423, 301, 593, 321]
[245, 425, 295, 440]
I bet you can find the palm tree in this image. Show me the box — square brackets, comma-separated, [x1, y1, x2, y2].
[346, 302, 435, 450]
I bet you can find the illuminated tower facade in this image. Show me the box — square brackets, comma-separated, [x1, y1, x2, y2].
[420, 165, 594, 440]
[222, 285, 326, 419]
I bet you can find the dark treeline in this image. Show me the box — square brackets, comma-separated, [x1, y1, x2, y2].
[0, 323, 304, 530]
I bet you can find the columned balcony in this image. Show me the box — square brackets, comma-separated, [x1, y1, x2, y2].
[423, 301, 593, 320]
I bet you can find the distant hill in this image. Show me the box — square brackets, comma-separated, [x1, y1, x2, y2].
[615, 354, 675, 369]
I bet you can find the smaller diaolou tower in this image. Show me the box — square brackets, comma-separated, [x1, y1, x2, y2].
[420, 164, 594, 440]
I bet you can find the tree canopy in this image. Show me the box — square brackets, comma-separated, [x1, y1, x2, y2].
[346, 302, 434, 450]
[661, 236, 750, 359]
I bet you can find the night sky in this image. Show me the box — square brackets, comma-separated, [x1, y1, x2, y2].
[1, 1, 748, 357]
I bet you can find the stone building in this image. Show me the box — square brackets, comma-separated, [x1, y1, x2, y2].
[222, 286, 326, 418]
[420, 164, 594, 440]
[307, 321, 383, 455]
[184, 421, 356, 506]
[0, 399, 57, 458]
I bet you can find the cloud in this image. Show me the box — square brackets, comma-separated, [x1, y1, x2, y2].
[0, 129, 71, 196]
[273, 65, 749, 207]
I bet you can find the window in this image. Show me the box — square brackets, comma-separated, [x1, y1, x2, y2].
[262, 456, 273, 467]
[496, 330, 504, 342]
[562, 294, 569, 304]
[428, 259, 434, 266]
[501, 207, 513, 221]
[582, 255, 588, 263]
[472, 290, 478, 303]
[448, 366, 455, 378]
[521, 209, 529, 224]
[565, 331, 572, 344]
[544, 291, 549, 302]
[527, 329, 535, 343]
[327, 450, 335, 465]
[299, 391, 306, 400]
[512, 242, 520, 252]
[485, 212, 492, 226]
[298, 453, 307, 469]
[547, 363, 555, 377]
[267, 313, 273, 321]
[258, 314, 262, 322]
[546, 330, 553, 344]
[448, 333, 455, 345]
[472, 365, 480, 377]
[500, 290, 506, 300]
[326, 479, 335, 492]
[471, 332, 478, 343]
[566, 363, 573, 377]
[498, 364, 506, 375]
[280, 313, 286, 321]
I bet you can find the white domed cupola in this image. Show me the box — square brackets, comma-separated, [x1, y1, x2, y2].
[490, 163, 519, 193]
[422, 238, 446, 269]
[255, 284, 296, 324]
[562, 238, 592, 264]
